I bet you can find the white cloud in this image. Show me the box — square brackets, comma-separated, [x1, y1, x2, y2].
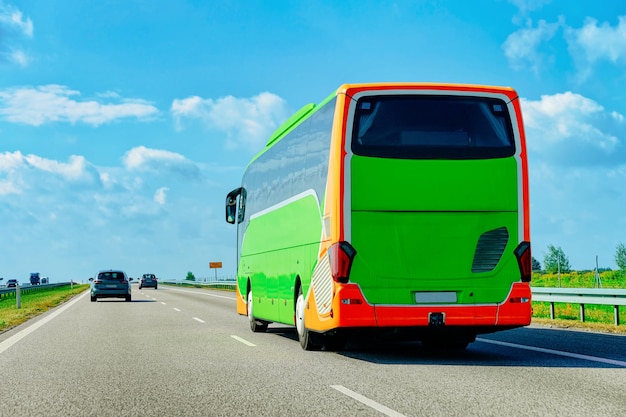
[10, 49, 29, 66]
[566, 16, 626, 81]
[122, 146, 201, 180]
[171, 91, 291, 151]
[521, 92, 624, 163]
[0, 5, 33, 37]
[508, 0, 551, 16]
[0, 149, 24, 172]
[0, 147, 234, 280]
[0, 4, 33, 66]
[503, 18, 562, 73]
[123, 146, 186, 169]
[24, 154, 93, 181]
[0, 85, 159, 126]
[0, 151, 102, 197]
[569, 16, 626, 63]
[154, 187, 169, 205]
[523, 92, 626, 268]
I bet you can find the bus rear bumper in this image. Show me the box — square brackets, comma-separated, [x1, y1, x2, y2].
[332, 282, 531, 330]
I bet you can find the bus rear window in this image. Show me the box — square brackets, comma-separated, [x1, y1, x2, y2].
[351, 95, 515, 159]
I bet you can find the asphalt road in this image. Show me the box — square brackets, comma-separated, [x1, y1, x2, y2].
[1, 285, 625, 417]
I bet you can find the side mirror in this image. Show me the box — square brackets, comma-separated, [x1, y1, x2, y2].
[89, 278, 94, 282]
[225, 187, 245, 224]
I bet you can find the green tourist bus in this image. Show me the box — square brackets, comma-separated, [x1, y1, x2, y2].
[226, 82, 532, 350]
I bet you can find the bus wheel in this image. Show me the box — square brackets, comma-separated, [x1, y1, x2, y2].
[295, 287, 320, 350]
[247, 290, 268, 333]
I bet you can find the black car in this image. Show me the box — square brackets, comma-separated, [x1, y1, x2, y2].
[6, 279, 18, 288]
[139, 274, 158, 289]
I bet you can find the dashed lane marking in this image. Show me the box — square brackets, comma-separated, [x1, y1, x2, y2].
[230, 335, 256, 347]
[331, 385, 407, 417]
[477, 338, 626, 367]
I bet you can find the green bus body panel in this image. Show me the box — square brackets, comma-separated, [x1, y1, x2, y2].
[351, 157, 518, 212]
[239, 194, 322, 323]
[350, 155, 520, 305]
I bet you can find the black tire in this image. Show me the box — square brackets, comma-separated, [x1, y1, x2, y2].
[139, 286, 142, 289]
[154, 285, 157, 290]
[125, 295, 131, 302]
[295, 286, 321, 350]
[247, 290, 268, 333]
[90, 295, 96, 302]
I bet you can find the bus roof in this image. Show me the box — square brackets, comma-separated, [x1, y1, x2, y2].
[337, 82, 518, 101]
[250, 82, 518, 166]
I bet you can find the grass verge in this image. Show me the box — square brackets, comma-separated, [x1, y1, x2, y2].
[531, 317, 626, 335]
[0, 284, 89, 334]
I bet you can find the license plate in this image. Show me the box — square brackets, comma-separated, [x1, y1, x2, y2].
[415, 292, 457, 303]
[106, 285, 117, 288]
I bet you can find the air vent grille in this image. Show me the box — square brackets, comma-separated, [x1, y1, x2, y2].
[472, 227, 509, 273]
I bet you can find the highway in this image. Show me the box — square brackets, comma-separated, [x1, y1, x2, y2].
[1, 285, 625, 417]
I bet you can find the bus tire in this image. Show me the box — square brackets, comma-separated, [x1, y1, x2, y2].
[296, 286, 320, 350]
[247, 290, 268, 333]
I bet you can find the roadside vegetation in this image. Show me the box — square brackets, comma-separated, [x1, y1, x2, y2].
[531, 271, 626, 334]
[0, 284, 88, 334]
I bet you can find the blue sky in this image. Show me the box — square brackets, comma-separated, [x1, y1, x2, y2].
[1, 0, 625, 282]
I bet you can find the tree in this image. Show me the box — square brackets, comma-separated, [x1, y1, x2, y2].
[185, 271, 196, 281]
[616, 243, 626, 272]
[543, 245, 571, 273]
[532, 257, 541, 272]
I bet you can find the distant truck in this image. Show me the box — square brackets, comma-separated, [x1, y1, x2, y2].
[30, 272, 41, 285]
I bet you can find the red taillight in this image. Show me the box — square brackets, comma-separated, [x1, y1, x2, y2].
[328, 241, 357, 284]
[94, 279, 102, 284]
[514, 241, 532, 282]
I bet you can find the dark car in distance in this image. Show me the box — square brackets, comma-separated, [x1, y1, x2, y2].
[139, 274, 157, 289]
[6, 279, 18, 288]
[90, 270, 131, 302]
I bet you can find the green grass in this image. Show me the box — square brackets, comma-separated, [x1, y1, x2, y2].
[0, 284, 89, 334]
[531, 271, 626, 333]
[531, 270, 625, 288]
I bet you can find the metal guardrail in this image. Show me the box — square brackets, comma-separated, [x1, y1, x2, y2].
[160, 280, 236, 291]
[0, 282, 73, 300]
[532, 287, 626, 325]
[155, 282, 626, 325]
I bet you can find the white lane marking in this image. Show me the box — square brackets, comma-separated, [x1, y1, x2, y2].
[193, 317, 205, 323]
[230, 335, 256, 347]
[163, 286, 235, 301]
[161, 302, 166, 305]
[331, 385, 407, 417]
[477, 338, 626, 367]
[0, 292, 88, 355]
[173, 308, 181, 312]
